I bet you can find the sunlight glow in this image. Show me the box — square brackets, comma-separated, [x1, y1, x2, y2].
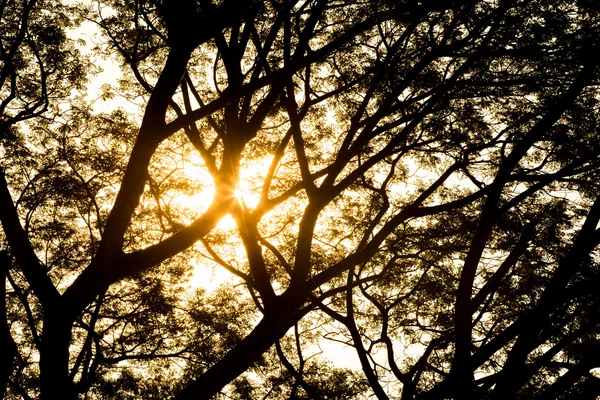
[233, 178, 250, 202]
[188, 259, 231, 292]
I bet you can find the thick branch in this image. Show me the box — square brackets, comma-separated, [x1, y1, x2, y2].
[0, 172, 59, 308]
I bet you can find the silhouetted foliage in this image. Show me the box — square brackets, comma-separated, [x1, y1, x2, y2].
[2, 0, 600, 399]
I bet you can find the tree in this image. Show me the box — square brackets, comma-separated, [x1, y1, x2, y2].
[2, 0, 600, 398]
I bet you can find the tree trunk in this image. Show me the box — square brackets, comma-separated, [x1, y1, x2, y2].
[40, 311, 77, 400]
[174, 309, 294, 400]
[1, 253, 17, 398]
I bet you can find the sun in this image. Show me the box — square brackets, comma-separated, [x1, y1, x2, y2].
[233, 179, 251, 203]
[172, 154, 275, 216]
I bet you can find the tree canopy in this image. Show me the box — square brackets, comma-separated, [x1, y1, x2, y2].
[2, 0, 600, 398]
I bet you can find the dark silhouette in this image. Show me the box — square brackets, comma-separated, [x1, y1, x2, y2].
[2, 0, 600, 398]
